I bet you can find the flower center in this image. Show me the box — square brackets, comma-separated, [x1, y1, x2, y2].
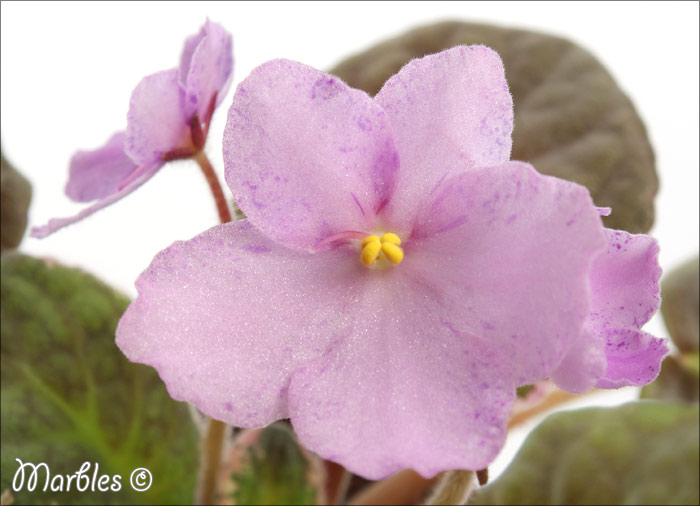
[360, 233, 403, 266]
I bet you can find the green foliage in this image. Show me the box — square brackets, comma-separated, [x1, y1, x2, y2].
[0, 254, 199, 504]
[515, 384, 535, 398]
[470, 402, 699, 505]
[643, 256, 700, 403]
[661, 256, 699, 354]
[642, 353, 699, 403]
[231, 424, 316, 505]
[1, 151, 32, 253]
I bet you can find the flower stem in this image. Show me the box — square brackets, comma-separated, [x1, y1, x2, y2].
[424, 470, 475, 506]
[193, 151, 232, 504]
[194, 151, 232, 224]
[324, 460, 352, 505]
[348, 470, 439, 505]
[507, 388, 586, 429]
[195, 418, 227, 505]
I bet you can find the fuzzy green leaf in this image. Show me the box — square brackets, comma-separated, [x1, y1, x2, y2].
[661, 256, 699, 353]
[470, 402, 699, 505]
[642, 354, 700, 403]
[0, 254, 199, 504]
[1, 151, 32, 253]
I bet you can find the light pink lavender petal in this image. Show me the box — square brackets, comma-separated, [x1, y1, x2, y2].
[183, 19, 233, 120]
[588, 229, 662, 332]
[223, 59, 399, 251]
[125, 69, 189, 166]
[31, 162, 161, 239]
[407, 161, 606, 385]
[588, 229, 667, 388]
[116, 220, 364, 427]
[179, 22, 206, 85]
[595, 329, 668, 388]
[64, 132, 138, 203]
[289, 271, 515, 480]
[550, 329, 607, 393]
[375, 46, 513, 231]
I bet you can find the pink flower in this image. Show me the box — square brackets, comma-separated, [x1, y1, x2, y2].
[553, 224, 667, 392]
[31, 19, 233, 238]
[116, 46, 666, 479]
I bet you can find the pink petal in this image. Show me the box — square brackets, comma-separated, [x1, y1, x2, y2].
[289, 271, 515, 480]
[31, 163, 161, 238]
[589, 230, 662, 331]
[178, 22, 206, 85]
[374, 46, 513, 231]
[550, 329, 607, 393]
[125, 69, 189, 166]
[223, 59, 399, 251]
[116, 220, 364, 427]
[595, 329, 668, 388]
[589, 229, 668, 388]
[64, 131, 139, 203]
[183, 19, 233, 120]
[408, 161, 607, 385]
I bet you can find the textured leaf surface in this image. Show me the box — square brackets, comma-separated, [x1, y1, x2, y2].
[0, 254, 198, 504]
[661, 256, 699, 353]
[469, 402, 699, 505]
[1, 151, 32, 252]
[330, 21, 657, 233]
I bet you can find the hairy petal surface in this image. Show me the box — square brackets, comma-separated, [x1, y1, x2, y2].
[289, 271, 515, 480]
[408, 161, 606, 385]
[125, 69, 189, 165]
[589, 230, 667, 388]
[65, 132, 138, 202]
[117, 221, 369, 426]
[223, 59, 399, 251]
[375, 45, 513, 231]
[183, 19, 234, 120]
[31, 163, 162, 238]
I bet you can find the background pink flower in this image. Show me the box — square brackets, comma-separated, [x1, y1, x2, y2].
[31, 19, 233, 239]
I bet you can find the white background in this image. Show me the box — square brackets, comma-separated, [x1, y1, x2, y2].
[2, 1, 698, 479]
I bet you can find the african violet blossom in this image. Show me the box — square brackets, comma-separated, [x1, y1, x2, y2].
[116, 46, 667, 479]
[31, 19, 233, 238]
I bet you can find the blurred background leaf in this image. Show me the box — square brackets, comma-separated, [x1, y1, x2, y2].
[641, 354, 699, 403]
[660, 255, 699, 354]
[469, 402, 699, 505]
[0, 253, 198, 504]
[330, 21, 657, 234]
[642, 255, 699, 403]
[229, 423, 317, 505]
[1, 150, 32, 253]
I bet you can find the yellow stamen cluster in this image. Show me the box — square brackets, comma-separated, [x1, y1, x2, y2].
[360, 233, 404, 266]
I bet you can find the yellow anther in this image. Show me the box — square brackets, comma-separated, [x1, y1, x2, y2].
[361, 235, 381, 248]
[360, 232, 404, 266]
[380, 232, 401, 246]
[361, 240, 382, 266]
[381, 242, 404, 264]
